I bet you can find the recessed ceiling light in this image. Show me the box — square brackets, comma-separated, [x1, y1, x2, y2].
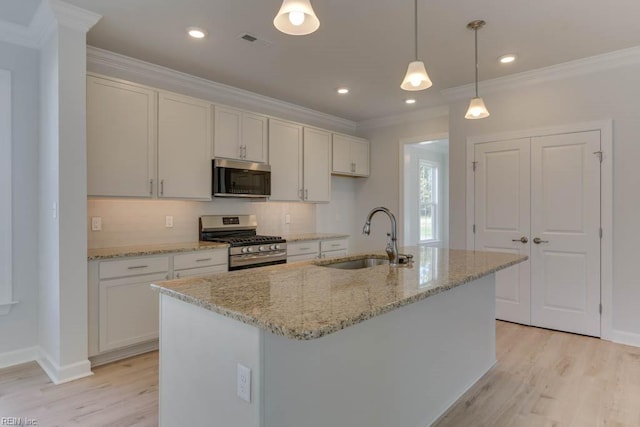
[405, 99, 416, 104]
[336, 88, 349, 94]
[498, 54, 517, 64]
[187, 27, 207, 39]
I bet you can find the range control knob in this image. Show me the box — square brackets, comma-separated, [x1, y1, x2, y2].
[241, 247, 249, 254]
[269, 244, 277, 250]
[258, 246, 265, 252]
[246, 246, 254, 253]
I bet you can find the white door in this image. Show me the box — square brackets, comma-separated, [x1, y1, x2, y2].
[474, 138, 532, 325]
[530, 131, 601, 336]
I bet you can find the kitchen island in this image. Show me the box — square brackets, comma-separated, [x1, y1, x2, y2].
[152, 247, 526, 427]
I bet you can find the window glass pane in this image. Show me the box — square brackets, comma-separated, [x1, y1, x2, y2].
[419, 160, 437, 242]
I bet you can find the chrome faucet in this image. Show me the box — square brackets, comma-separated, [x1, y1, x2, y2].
[363, 207, 399, 266]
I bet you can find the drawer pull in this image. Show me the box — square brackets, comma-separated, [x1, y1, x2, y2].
[299, 247, 311, 251]
[196, 258, 212, 262]
[330, 243, 341, 247]
[127, 265, 149, 270]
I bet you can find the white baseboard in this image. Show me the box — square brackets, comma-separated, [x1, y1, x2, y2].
[0, 346, 39, 369]
[89, 339, 158, 367]
[609, 329, 640, 348]
[36, 348, 93, 385]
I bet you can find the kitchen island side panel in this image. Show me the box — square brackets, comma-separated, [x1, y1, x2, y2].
[262, 274, 496, 427]
[158, 294, 262, 427]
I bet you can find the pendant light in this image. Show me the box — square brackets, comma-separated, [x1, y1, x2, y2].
[401, 0, 432, 91]
[465, 20, 490, 119]
[273, 0, 320, 36]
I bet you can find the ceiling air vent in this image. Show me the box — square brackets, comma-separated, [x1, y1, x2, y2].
[236, 33, 272, 47]
[241, 33, 257, 42]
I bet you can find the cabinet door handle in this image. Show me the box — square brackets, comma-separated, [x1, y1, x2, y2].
[533, 237, 549, 244]
[175, 272, 180, 278]
[512, 237, 528, 244]
[196, 258, 212, 262]
[127, 265, 149, 270]
[160, 179, 164, 196]
[351, 162, 356, 173]
[150, 179, 153, 195]
[305, 189, 308, 200]
[243, 145, 247, 159]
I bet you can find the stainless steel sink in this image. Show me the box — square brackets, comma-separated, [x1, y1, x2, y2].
[319, 257, 388, 270]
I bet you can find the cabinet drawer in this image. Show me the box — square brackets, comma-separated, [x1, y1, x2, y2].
[173, 250, 227, 270]
[287, 253, 320, 263]
[320, 239, 348, 252]
[287, 241, 320, 257]
[321, 249, 348, 259]
[174, 264, 227, 279]
[99, 256, 169, 279]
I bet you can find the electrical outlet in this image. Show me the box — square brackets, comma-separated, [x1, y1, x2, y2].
[285, 214, 291, 224]
[165, 216, 174, 228]
[237, 364, 251, 403]
[91, 217, 102, 231]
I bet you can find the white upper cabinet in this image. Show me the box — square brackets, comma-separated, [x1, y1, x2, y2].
[214, 106, 267, 163]
[268, 119, 331, 203]
[87, 76, 157, 197]
[158, 92, 212, 199]
[332, 134, 370, 177]
[269, 118, 302, 201]
[303, 127, 331, 202]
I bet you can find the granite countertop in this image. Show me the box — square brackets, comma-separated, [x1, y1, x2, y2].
[152, 247, 527, 340]
[88, 241, 229, 260]
[282, 233, 349, 242]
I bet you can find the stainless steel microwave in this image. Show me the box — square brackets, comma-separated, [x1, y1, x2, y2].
[212, 158, 271, 198]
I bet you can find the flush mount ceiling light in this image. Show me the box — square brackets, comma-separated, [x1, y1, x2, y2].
[499, 53, 517, 64]
[273, 0, 320, 36]
[465, 20, 490, 120]
[187, 27, 207, 39]
[405, 99, 416, 104]
[336, 87, 349, 94]
[401, 0, 432, 91]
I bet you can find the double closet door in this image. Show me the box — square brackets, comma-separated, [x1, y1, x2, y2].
[473, 130, 601, 337]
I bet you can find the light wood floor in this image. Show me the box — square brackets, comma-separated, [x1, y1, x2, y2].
[1, 322, 639, 426]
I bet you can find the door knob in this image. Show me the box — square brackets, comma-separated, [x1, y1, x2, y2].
[533, 237, 549, 244]
[512, 236, 528, 243]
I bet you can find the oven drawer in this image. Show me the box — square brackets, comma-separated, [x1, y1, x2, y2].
[173, 250, 227, 270]
[287, 241, 320, 257]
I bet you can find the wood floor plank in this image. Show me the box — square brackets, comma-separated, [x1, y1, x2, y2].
[1, 322, 640, 426]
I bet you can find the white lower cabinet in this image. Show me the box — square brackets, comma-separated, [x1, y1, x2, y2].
[287, 238, 349, 262]
[320, 238, 349, 259]
[88, 249, 228, 365]
[99, 271, 165, 352]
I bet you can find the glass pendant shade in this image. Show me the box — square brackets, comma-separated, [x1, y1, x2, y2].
[401, 61, 433, 91]
[465, 96, 490, 119]
[273, 0, 320, 36]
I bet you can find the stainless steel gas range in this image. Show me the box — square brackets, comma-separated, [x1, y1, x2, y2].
[199, 215, 287, 271]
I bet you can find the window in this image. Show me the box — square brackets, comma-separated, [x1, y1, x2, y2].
[418, 159, 438, 243]
[0, 69, 12, 315]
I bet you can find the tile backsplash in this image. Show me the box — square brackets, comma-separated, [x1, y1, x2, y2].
[87, 198, 316, 249]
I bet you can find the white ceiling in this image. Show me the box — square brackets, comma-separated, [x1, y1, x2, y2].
[8, 0, 640, 121]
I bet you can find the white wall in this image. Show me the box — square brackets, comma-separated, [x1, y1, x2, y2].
[0, 41, 39, 357]
[353, 116, 449, 253]
[448, 62, 640, 341]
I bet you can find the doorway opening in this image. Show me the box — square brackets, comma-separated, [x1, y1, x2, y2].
[399, 138, 449, 247]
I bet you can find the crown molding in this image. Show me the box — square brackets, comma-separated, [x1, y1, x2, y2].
[0, 0, 100, 49]
[87, 46, 357, 134]
[356, 105, 449, 133]
[49, 0, 102, 33]
[442, 45, 640, 101]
